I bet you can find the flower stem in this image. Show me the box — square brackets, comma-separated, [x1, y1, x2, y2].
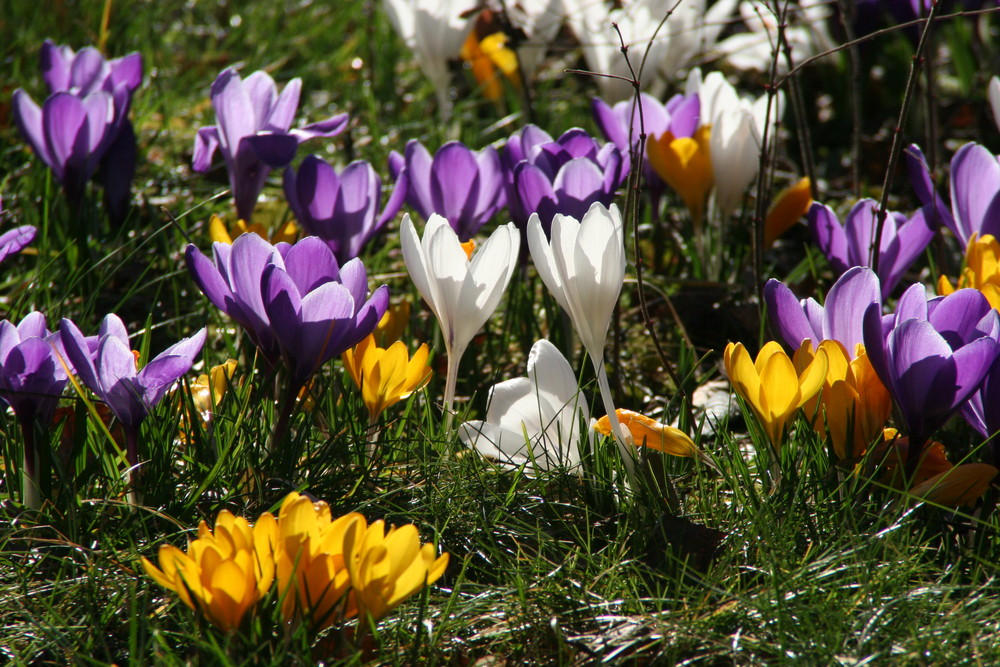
[442, 341, 466, 441]
[125, 424, 142, 506]
[19, 418, 40, 511]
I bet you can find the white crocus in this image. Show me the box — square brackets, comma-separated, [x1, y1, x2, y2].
[401, 213, 519, 431]
[710, 107, 761, 220]
[460, 339, 589, 471]
[716, 0, 835, 74]
[382, 0, 476, 120]
[527, 201, 634, 476]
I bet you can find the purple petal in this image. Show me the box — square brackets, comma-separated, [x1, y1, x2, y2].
[290, 113, 349, 143]
[0, 225, 37, 264]
[244, 133, 299, 168]
[430, 142, 480, 224]
[809, 202, 850, 274]
[764, 279, 820, 350]
[212, 67, 256, 155]
[283, 237, 339, 294]
[263, 77, 301, 132]
[59, 318, 100, 392]
[97, 334, 143, 425]
[69, 47, 108, 94]
[950, 142, 1000, 246]
[108, 52, 143, 92]
[193, 126, 220, 172]
[667, 94, 701, 138]
[824, 266, 882, 351]
[12, 90, 52, 169]
[930, 288, 994, 348]
[40, 40, 73, 92]
[894, 283, 930, 325]
[404, 140, 434, 220]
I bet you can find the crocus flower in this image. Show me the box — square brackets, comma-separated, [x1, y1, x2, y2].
[938, 234, 1000, 310]
[192, 67, 348, 221]
[274, 492, 359, 629]
[862, 284, 1000, 457]
[285, 155, 406, 263]
[461, 30, 520, 100]
[39, 40, 142, 96]
[792, 340, 890, 461]
[0, 224, 36, 265]
[594, 409, 699, 458]
[400, 213, 518, 426]
[343, 515, 449, 623]
[764, 266, 882, 356]
[716, 0, 836, 73]
[60, 314, 206, 472]
[208, 214, 299, 246]
[908, 463, 998, 507]
[809, 199, 936, 298]
[723, 340, 828, 448]
[142, 509, 277, 632]
[961, 354, 1000, 468]
[342, 334, 432, 423]
[943, 143, 1000, 248]
[647, 126, 713, 225]
[763, 177, 812, 247]
[459, 338, 589, 471]
[389, 140, 502, 241]
[382, 0, 476, 119]
[502, 125, 628, 234]
[527, 202, 634, 472]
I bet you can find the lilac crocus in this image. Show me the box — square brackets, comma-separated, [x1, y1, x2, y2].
[961, 356, 1000, 468]
[284, 155, 407, 263]
[863, 284, 1000, 460]
[388, 140, 504, 241]
[59, 315, 205, 473]
[13, 41, 142, 218]
[0, 222, 36, 265]
[764, 266, 882, 356]
[809, 199, 936, 298]
[943, 143, 1000, 247]
[502, 125, 629, 235]
[192, 67, 349, 221]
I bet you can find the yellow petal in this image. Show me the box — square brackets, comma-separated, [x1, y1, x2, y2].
[209, 214, 233, 244]
[763, 177, 811, 247]
[909, 463, 998, 507]
[601, 409, 699, 457]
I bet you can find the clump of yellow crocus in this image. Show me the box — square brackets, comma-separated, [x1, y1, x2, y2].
[724, 341, 828, 448]
[344, 518, 450, 623]
[792, 341, 890, 461]
[938, 233, 1000, 309]
[342, 334, 433, 423]
[595, 409, 699, 458]
[647, 126, 713, 226]
[209, 214, 299, 245]
[141, 509, 277, 632]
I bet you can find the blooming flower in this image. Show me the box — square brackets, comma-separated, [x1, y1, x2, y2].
[461, 30, 520, 100]
[460, 339, 589, 471]
[862, 284, 1000, 455]
[763, 177, 812, 247]
[792, 340, 890, 461]
[594, 409, 699, 458]
[192, 67, 348, 221]
[343, 515, 449, 623]
[942, 143, 1000, 248]
[723, 340, 828, 448]
[502, 125, 628, 234]
[389, 140, 503, 241]
[764, 266, 882, 356]
[647, 125, 713, 225]
[59, 314, 206, 470]
[382, 0, 476, 119]
[938, 234, 1000, 309]
[809, 199, 936, 298]
[141, 509, 276, 632]
[400, 213, 518, 422]
[342, 334, 432, 422]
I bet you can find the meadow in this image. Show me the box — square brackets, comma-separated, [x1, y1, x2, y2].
[2, 1, 1000, 664]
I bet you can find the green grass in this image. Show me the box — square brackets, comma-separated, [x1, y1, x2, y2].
[2, 1, 1000, 664]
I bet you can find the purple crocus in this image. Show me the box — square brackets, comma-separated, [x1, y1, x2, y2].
[809, 199, 936, 298]
[388, 140, 504, 241]
[961, 356, 1000, 468]
[192, 67, 349, 221]
[0, 220, 36, 265]
[502, 125, 629, 235]
[863, 284, 1000, 463]
[59, 314, 205, 476]
[12, 41, 142, 219]
[942, 143, 1000, 247]
[186, 234, 388, 390]
[284, 155, 407, 263]
[764, 266, 882, 355]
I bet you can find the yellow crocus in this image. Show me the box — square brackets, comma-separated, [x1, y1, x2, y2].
[724, 340, 828, 448]
[595, 409, 699, 458]
[461, 31, 520, 100]
[342, 334, 433, 422]
[141, 509, 277, 632]
[209, 214, 299, 245]
[190, 359, 238, 417]
[373, 301, 411, 348]
[793, 341, 890, 461]
[909, 463, 999, 507]
[274, 491, 363, 630]
[763, 177, 812, 248]
[937, 233, 1000, 309]
[343, 518, 449, 622]
[647, 126, 713, 225]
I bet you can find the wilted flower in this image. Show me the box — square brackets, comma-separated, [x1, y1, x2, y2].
[401, 213, 518, 424]
[938, 233, 1000, 310]
[502, 125, 628, 234]
[141, 509, 276, 632]
[724, 340, 828, 448]
[208, 214, 299, 246]
[389, 140, 503, 241]
[460, 339, 589, 471]
[595, 409, 699, 458]
[192, 67, 348, 221]
[909, 463, 998, 507]
[285, 155, 406, 262]
[809, 199, 936, 298]
[342, 334, 432, 422]
[863, 284, 1000, 456]
[343, 516, 449, 623]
